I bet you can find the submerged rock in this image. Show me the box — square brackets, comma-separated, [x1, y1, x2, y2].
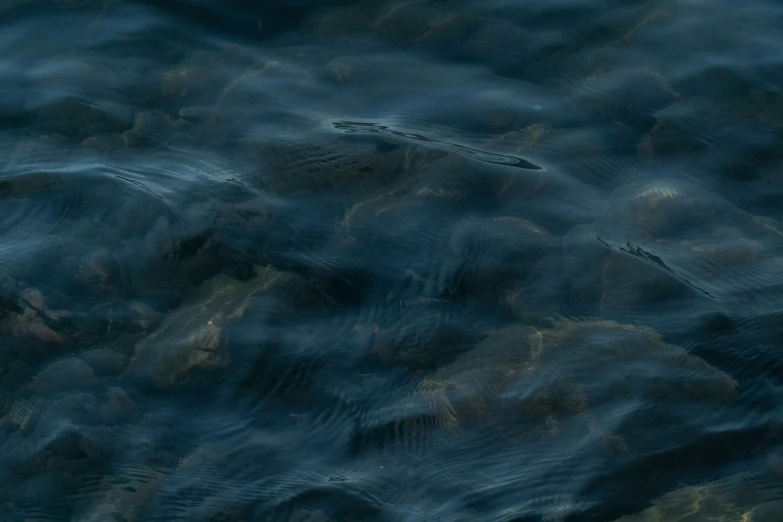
[77, 464, 166, 522]
[82, 345, 130, 376]
[124, 266, 300, 388]
[588, 178, 783, 307]
[27, 357, 96, 395]
[438, 216, 551, 299]
[373, 318, 736, 452]
[78, 248, 132, 298]
[373, 0, 479, 51]
[597, 178, 749, 240]
[0, 285, 70, 345]
[33, 97, 131, 141]
[254, 130, 414, 199]
[613, 466, 783, 521]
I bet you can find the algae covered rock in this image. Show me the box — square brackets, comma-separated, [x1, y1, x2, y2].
[373, 318, 736, 452]
[613, 466, 783, 522]
[125, 265, 300, 388]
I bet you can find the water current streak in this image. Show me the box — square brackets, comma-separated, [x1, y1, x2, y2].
[597, 237, 718, 300]
[332, 120, 543, 170]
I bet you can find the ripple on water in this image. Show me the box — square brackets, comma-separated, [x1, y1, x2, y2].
[458, 18, 578, 85]
[592, 178, 783, 311]
[2, 0, 783, 519]
[0, 170, 95, 265]
[331, 119, 544, 170]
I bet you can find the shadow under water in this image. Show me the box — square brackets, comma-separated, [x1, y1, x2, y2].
[2, 0, 783, 520]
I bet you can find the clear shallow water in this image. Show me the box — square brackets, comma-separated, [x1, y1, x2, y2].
[2, 0, 783, 520]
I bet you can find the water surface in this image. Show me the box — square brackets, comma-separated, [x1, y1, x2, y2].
[2, 0, 783, 520]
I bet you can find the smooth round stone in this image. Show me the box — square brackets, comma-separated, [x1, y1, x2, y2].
[81, 347, 129, 376]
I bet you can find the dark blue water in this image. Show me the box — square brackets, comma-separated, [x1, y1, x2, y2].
[2, 0, 783, 520]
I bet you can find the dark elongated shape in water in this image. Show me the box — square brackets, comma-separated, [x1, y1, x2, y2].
[332, 120, 543, 170]
[596, 237, 717, 300]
